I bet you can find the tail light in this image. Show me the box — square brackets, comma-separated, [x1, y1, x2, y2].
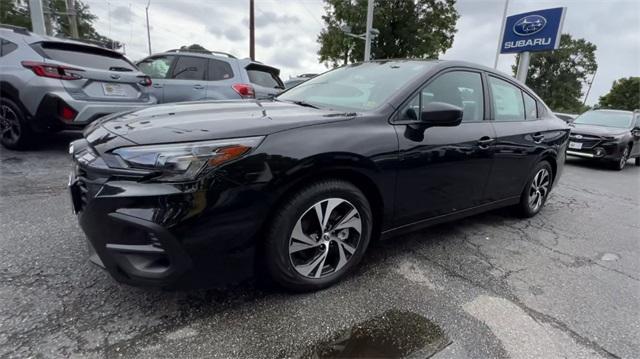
[138, 76, 152, 87]
[21, 61, 83, 80]
[232, 83, 255, 99]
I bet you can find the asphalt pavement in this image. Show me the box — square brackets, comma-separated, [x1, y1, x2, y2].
[1, 132, 638, 358]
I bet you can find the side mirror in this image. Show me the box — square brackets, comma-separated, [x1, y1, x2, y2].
[421, 102, 463, 127]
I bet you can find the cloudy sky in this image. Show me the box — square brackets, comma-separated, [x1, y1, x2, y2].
[85, 0, 639, 106]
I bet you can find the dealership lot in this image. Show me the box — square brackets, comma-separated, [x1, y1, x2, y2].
[0, 132, 638, 358]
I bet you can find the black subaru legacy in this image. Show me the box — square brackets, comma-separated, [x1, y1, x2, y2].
[69, 60, 570, 291]
[567, 109, 640, 170]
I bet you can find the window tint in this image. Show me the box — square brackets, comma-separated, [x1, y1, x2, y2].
[247, 68, 283, 89]
[137, 56, 175, 78]
[421, 71, 484, 122]
[32, 42, 136, 70]
[489, 77, 525, 121]
[208, 59, 234, 81]
[523, 92, 537, 120]
[171, 56, 207, 80]
[0, 38, 18, 57]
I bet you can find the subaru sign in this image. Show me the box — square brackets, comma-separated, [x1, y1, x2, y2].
[500, 7, 566, 53]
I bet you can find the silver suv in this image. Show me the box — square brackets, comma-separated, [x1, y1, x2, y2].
[136, 49, 284, 103]
[0, 25, 156, 149]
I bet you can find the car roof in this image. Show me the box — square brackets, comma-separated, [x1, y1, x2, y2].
[0, 26, 124, 55]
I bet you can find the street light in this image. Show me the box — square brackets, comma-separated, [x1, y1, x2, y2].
[339, 25, 379, 61]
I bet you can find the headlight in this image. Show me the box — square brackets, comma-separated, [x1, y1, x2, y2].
[111, 136, 264, 181]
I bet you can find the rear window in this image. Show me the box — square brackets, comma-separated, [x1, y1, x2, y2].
[247, 65, 283, 89]
[31, 42, 136, 71]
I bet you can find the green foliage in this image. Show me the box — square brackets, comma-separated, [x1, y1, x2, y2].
[0, 0, 120, 49]
[514, 34, 597, 114]
[317, 0, 459, 67]
[598, 77, 640, 111]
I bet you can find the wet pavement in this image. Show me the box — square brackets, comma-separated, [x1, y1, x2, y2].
[1, 132, 639, 358]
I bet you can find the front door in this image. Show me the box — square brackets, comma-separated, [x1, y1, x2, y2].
[393, 70, 496, 226]
[136, 55, 175, 103]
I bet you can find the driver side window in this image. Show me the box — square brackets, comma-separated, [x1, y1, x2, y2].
[399, 71, 484, 122]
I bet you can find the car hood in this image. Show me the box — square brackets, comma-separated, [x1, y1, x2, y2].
[92, 100, 355, 146]
[570, 123, 629, 137]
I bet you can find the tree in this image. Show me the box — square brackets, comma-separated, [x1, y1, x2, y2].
[0, 0, 120, 49]
[514, 34, 597, 113]
[317, 0, 458, 67]
[598, 77, 640, 111]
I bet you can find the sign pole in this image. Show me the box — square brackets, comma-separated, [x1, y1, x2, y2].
[494, 0, 510, 68]
[515, 51, 530, 83]
[363, 0, 374, 61]
[28, 0, 47, 35]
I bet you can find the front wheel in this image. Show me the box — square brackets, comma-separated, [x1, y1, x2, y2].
[612, 147, 630, 171]
[517, 161, 552, 218]
[265, 180, 373, 292]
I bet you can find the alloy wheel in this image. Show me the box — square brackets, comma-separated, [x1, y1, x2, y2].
[0, 105, 21, 145]
[528, 168, 550, 212]
[619, 148, 629, 169]
[288, 198, 362, 279]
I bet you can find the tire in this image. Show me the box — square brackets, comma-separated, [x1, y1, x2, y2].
[635, 157, 640, 167]
[517, 161, 553, 218]
[265, 179, 373, 292]
[0, 97, 34, 150]
[612, 147, 630, 171]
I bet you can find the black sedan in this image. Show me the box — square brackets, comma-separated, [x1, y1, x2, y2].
[69, 60, 569, 291]
[567, 109, 640, 170]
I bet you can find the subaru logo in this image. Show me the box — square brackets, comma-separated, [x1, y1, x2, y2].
[575, 135, 583, 139]
[110, 74, 121, 80]
[513, 15, 547, 36]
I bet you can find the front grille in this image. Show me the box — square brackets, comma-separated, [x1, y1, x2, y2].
[570, 133, 603, 149]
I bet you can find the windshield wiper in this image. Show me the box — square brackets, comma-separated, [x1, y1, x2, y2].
[289, 100, 320, 109]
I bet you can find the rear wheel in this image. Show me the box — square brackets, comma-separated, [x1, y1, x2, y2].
[517, 161, 552, 218]
[635, 157, 640, 166]
[265, 180, 372, 292]
[0, 98, 34, 150]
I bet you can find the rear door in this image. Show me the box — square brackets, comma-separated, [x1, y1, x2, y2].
[205, 58, 238, 100]
[136, 55, 176, 103]
[33, 42, 147, 103]
[485, 75, 551, 201]
[245, 64, 284, 99]
[163, 55, 208, 103]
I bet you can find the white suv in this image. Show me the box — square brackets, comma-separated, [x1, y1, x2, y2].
[0, 25, 156, 149]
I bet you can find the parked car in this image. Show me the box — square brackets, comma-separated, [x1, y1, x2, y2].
[284, 73, 318, 89]
[567, 109, 640, 170]
[136, 49, 284, 103]
[0, 25, 155, 149]
[69, 60, 569, 291]
[554, 112, 577, 123]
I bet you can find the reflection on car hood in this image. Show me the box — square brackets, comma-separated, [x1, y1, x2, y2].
[95, 100, 355, 146]
[571, 124, 628, 137]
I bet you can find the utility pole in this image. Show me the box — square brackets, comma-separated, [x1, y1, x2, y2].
[582, 67, 597, 106]
[363, 0, 374, 61]
[515, 52, 530, 83]
[27, 0, 47, 35]
[145, 0, 152, 55]
[249, 0, 255, 60]
[494, 0, 509, 68]
[65, 0, 79, 38]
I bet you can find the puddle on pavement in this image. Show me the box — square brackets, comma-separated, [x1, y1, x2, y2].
[300, 309, 450, 359]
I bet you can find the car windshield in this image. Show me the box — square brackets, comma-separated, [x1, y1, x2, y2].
[277, 61, 434, 111]
[573, 111, 633, 128]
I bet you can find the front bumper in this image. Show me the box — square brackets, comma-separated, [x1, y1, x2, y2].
[69, 140, 271, 289]
[566, 139, 625, 161]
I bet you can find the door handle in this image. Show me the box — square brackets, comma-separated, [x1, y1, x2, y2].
[152, 84, 163, 88]
[532, 133, 545, 143]
[193, 84, 205, 90]
[477, 137, 495, 149]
